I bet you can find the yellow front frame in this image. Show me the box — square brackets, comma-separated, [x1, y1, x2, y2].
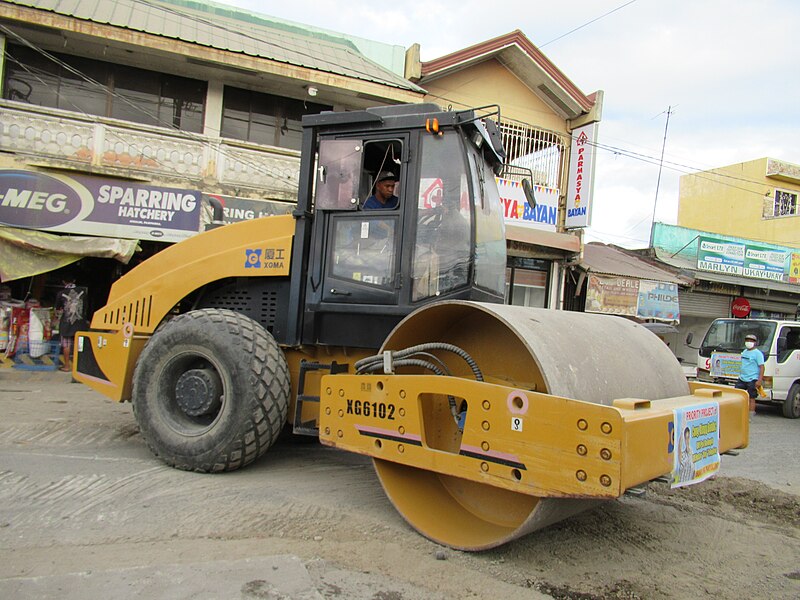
[319, 375, 749, 499]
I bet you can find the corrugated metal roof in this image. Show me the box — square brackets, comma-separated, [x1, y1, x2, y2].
[582, 243, 689, 286]
[4, 0, 424, 92]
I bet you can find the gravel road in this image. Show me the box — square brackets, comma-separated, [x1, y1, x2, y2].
[1, 369, 798, 599]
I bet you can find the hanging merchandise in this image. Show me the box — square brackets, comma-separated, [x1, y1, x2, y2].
[28, 307, 54, 358]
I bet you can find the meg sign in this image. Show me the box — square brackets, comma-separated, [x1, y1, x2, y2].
[0, 169, 201, 242]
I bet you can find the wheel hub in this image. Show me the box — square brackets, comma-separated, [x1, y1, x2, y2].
[175, 368, 222, 416]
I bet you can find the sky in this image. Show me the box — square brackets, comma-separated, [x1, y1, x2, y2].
[213, 0, 800, 248]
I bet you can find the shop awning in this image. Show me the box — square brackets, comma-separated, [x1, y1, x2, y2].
[583, 243, 692, 285]
[506, 224, 581, 258]
[0, 226, 139, 282]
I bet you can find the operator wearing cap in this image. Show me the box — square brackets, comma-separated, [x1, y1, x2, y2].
[735, 333, 765, 416]
[364, 171, 399, 210]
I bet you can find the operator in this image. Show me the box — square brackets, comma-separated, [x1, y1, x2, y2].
[364, 171, 399, 209]
[735, 333, 764, 417]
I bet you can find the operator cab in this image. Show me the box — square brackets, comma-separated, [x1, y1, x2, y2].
[295, 104, 510, 348]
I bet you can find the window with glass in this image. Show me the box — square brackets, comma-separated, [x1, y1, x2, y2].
[777, 326, 800, 363]
[469, 147, 506, 296]
[329, 216, 397, 288]
[771, 189, 798, 218]
[221, 86, 331, 151]
[412, 133, 472, 301]
[2, 44, 206, 132]
[505, 265, 548, 307]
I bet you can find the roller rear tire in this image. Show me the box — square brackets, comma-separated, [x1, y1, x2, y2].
[132, 309, 290, 472]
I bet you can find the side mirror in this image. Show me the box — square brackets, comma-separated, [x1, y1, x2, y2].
[522, 178, 536, 209]
[685, 332, 693, 345]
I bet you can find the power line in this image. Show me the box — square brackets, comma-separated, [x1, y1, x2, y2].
[540, 0, 640, 48]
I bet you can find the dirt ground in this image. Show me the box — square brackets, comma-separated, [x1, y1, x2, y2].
[1, 370, 799, 599]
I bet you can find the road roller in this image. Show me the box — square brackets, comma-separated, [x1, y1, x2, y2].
[72, 103, 749, 550]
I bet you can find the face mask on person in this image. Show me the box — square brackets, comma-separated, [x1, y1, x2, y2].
[745, 341, 756, 350]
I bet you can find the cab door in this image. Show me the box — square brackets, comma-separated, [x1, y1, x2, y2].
[304, 136, 409, 347]
[311, 136, 407, 306]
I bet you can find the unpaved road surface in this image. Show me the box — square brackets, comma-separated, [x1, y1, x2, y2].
[1, 370, 798, 599]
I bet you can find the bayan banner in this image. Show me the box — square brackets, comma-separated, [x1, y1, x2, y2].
[0, 169, 201, 242]
[496, 178, 558, 232]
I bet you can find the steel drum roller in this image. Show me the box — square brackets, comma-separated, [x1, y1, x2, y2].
[373, 301, 689, 550]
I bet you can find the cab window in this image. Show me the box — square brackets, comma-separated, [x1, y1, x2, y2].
[412, 132, 471, 301]
[328, 215, 397, 288]
[777, 326, 800, 363]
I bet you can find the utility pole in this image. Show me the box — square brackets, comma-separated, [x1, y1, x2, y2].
[649, 105, 673, 248]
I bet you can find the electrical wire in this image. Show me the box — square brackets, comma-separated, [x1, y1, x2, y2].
[540, 0, 640, 48]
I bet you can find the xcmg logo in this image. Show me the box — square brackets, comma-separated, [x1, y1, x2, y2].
[0, 170, 83, 228]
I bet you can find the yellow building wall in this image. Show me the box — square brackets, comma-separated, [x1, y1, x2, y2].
[677, 157, 800, 247]
[422, 59, 568, 135]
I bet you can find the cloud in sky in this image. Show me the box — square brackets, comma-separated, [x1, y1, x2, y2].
[213, 0, 800, 247]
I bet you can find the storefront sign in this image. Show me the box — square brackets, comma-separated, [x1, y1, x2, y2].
[731, 297, 751, 318]
[744, 244, 786, 281]
[565, 123, 597, 229]
[496, 179, 558, 232]
[637, 280, 680, 321]
[697, 237, 745, 274]
[0, 169, 201, 242]
[202, 193, 293, 225]
[697, 235, 789, 282]
[587, 275, 680, 322]
[586, 275, 639, 317]
[790, 253, 800, 284]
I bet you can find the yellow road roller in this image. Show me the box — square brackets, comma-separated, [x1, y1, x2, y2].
[73, 104, 748, 550]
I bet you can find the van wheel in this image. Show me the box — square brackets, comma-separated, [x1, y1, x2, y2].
[783, 383, 800, 419]
[132, 309, 290, 472]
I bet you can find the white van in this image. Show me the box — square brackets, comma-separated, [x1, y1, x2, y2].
[694, 318, 800, 418]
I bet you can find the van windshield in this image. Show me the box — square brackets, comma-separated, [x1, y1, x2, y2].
[699, 320, 776, 357]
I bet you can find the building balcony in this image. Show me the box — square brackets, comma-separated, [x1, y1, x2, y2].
[0, 100, 301, 202]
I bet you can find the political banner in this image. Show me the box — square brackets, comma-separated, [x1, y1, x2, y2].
[671, 403, 720, 488]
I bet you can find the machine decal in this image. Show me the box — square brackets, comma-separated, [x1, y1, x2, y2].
[245, 249, 261, 268]
[347, 399, 395, 420]
[244, 247, 287, 270]
[356, 425, 421, 446]
[458, 444, 527, 470]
